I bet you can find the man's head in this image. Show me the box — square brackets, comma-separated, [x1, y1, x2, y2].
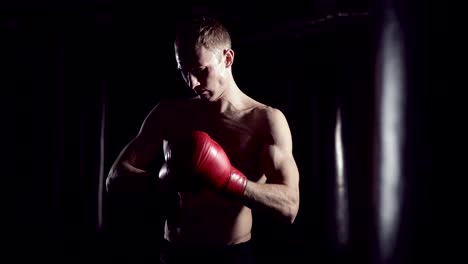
[174, 16, 235, 101]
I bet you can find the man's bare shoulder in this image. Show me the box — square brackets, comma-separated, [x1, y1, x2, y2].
[250, 104, 290, 143]
[250, 103, 285, 124]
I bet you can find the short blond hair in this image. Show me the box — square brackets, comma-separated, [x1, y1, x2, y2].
[175, 16, 231, 52]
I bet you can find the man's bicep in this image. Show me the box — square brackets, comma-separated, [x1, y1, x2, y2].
[109, 135, 148, 172]
[117, 103, 165, 170]
[132, 115, 165, 169]
[122, 135, 154, 169]
[262, 145, 299, 187]
[261, 108, 299, 186]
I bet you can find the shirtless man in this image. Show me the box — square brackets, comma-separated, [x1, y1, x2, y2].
[106, 16, 300, 264]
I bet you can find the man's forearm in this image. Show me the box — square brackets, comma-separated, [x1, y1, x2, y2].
[242, 181, 299, 223]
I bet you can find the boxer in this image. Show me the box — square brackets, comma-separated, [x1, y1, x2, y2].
[107, 15, 300, 264]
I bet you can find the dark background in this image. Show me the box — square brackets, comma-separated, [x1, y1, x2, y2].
[3, 0, 441, 263]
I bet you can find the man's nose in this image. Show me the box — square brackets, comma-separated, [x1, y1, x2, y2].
[188, 73, 200, 90]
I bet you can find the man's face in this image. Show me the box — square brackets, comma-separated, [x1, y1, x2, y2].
[175, 45, 227, 101]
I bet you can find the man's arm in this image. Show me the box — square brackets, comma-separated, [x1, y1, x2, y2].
[242, 108, 300, 224]
[106, 102, 165, 193]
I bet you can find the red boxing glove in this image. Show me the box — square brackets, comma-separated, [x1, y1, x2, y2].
[166, 130, 248, 197]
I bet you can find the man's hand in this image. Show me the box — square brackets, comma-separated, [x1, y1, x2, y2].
[165, 130, 248, 198]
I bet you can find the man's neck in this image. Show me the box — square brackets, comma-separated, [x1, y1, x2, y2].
[208, 83, 247, 114]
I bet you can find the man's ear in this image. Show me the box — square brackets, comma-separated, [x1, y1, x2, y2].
[224, 49, 234, 68]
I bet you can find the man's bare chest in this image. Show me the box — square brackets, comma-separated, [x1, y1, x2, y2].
[205, 116, 262, 170]
[168, 111, 264, 180]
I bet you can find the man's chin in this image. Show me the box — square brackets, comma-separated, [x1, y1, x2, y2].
[198, 93, 213, 101]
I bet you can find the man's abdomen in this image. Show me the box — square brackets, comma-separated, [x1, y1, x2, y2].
[164, 190, 252, 247]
